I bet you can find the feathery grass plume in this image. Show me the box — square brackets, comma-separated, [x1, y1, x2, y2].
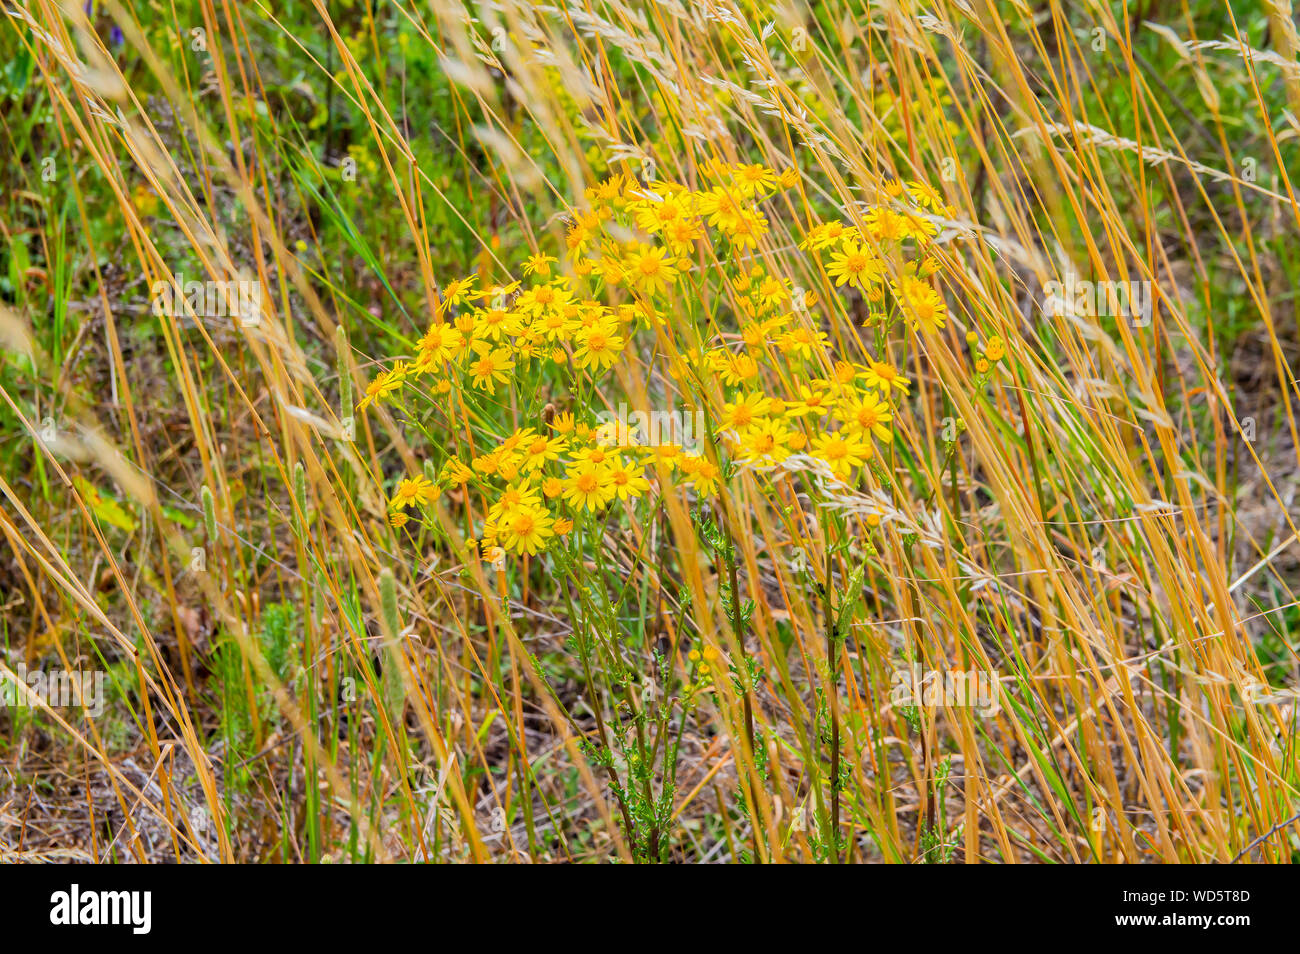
[201, 485, 217, 541]
[378, 567, 401, 638]
[377, 567, 406, 727]
[336, 325, 353, 429]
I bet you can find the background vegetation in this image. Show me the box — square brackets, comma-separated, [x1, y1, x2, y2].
[2, 0, 1299, 862]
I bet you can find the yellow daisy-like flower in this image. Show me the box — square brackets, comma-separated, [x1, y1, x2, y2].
[624, 244, 678, 297]
[522, 254, 556, 277]
[488, 481, 543, 525]
[720, 392, 775, 434]
[697, 187, 748, 233]
[522, 434, 567, 472]
[357, 365, 406, 411]
[572, 323, 625, 372]
[414, 323, 464, 369]
[390, 476, 438, 510]
[571, 443, 615, 466]
[662, 216, 704, 254]
[467, 343, 516, 393]
[608, 459, 651, 501]
[437, 276, 476, 315]
[563, 462, 616, 511]
[632, 194, 690, 235]
[800, 221, 849, 251]
[441, 458, 473, 486]
[724, 209, 768, 250]
[681, 456, 721, 497]
[985, 336, 1006, 362]
[737, 418, 795, 466]
[840, 392, 894, 444]
[786, 383, 833, 418]
[864, 207, 908, 242]
[777, 325, 829, 361]
[895, 277, 947, 333]
[718, 353, 760, 387]
[810, 431, 871, 480]
[826, 240, 884, 292]
[515, 282, 569, 318]
[860, 359, 910, 398]
[730, 163, 778, 197]
[474, 306, 522, 341]
[646, 443, 682, 472]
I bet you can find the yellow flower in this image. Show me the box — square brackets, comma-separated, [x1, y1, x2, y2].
[551, 411, 576, 435]
[697, 187, 748, 232]
[725, 210, 768, 250]
[737, 419, 795, 466]
[522, 434, 567, 471]
[718, 353, 760, 386]
[523, 254, 556, 277]
[800, 221, 848, 251]
[833, 361, 862, 386]
[357, 366, 405, 410]
[390, 476, 437, 510]
[489, 481, 543, 525]
[777, 325, 829, 361]
[624, 244, 678, 296]
[553, 517, 574, 536]
[467, 343, 516, 393]
[474, 306, 522, 341]
[861, 359, 910, 397]
[414, 323, 464, 369]
[632, 194, 690, 235]
[907, 180, 947, 212]
[389, 511, 410, 529]
[441, 458, 473, 486]
[647, 443, 682, 471]
[840, 393, 894, 444]
[608, 459, 651, 501]
[864, 207, 908, 242]
[437, 276, 476, 315]
[985, 336, 1006, 362]
[895, 277, 947, 333]
[563, 462, 616, 511]
[572, 322, 625, 372]
[682, 456, 721, 496]
[662, 217, 704, 254]
[500, 504, 554, 554]
[975, 357, 991, 374]
[515, 282, 569, 318]
[810, 431, 871, 480]
[542, 477, 563, 498]
[572, 443, 615, 466]
[826, 240, 883, 292]
[730, 163, 778, 197]
[786, 383, 832, 419]
[720, 391, 774, 434]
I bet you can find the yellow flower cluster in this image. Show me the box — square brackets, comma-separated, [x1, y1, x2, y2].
[802, 180, 950, 333]
[364, 161, 948, 555]
[419, 414, 722, 556]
